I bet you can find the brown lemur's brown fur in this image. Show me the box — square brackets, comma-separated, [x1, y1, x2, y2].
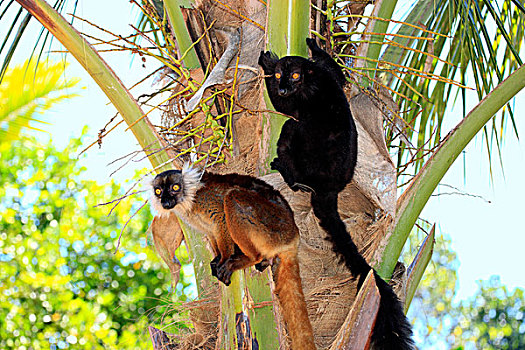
[151, 165, 316, 350]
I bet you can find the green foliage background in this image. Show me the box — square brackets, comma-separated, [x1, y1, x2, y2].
[0, 136, 194, 349]
[406, 227, 525, 349]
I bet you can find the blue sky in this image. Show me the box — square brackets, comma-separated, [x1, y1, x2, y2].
[423, 90, 525, 300]
[2, 0, 524, 305]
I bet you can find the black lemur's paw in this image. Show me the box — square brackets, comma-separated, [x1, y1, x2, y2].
[305, 37, 347, 87]
[291, 183, 316, 194]
[270, 158, 281, 171]
[270, 159, 287, 178]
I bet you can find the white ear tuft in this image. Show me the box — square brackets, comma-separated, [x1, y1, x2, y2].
[178, 163, 203, 212]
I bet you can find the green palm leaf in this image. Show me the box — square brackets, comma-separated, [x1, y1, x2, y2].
[0, 0, 76, 81]
[383, 0, 525, 172]
[0, 59, 79, 141]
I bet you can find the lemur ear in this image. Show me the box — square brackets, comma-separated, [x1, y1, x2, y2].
[258, 51, 279, 73]
[306, 37, 321, 52]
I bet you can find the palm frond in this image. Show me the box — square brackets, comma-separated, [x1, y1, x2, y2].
[0, 59, 79, 141]
[0, 6, 31, 80]
[313, 0, 523, 176]
[384, 0, 524, 174]
[378, 64, 525, 279]
[0, 0, 79, 82]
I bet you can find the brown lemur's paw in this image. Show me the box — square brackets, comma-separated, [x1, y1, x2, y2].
[215, 263, 233, 286]
[254, 259, 270, 272]
[210, 255, 221, 278]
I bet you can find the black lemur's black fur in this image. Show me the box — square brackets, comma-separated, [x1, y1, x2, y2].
[258, 38, 414, 350]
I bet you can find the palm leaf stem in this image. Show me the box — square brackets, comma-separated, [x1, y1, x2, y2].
[376, 64, 525, 279]
[163, 0, 200, 68]
[361, 0, 399, 88]
[15, 0, 171, 170]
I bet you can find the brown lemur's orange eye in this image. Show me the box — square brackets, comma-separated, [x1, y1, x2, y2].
[172, 184, 180, 191]
[275, 72, 281, 79]
[292, 72, 300, 80]
[155, 188, 161, 195]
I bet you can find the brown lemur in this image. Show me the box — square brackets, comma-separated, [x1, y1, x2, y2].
[151, 164, 316, 350]
[259, 38, 414, 349]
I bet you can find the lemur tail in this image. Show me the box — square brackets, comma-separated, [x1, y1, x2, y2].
[310, 192, 414, 350]
[372, 273, 415, 350]
[274, 250, 316, 350]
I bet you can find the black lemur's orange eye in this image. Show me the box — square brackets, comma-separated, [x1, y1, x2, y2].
[172, 184, 180, 191]
[275, 72, 281, 79]
[154, 188, 161, 195]
[292, 72, 300, 80]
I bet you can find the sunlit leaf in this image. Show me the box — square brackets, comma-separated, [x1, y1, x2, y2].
[0, 59, 79, 141]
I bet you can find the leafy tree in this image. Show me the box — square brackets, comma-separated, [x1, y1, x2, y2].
[451, 277, 525, 350]
[407, 230, 525, 349]
[0, 136, 193, 349]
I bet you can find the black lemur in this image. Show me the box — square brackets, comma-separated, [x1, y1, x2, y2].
[259, 38, 414, 350]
